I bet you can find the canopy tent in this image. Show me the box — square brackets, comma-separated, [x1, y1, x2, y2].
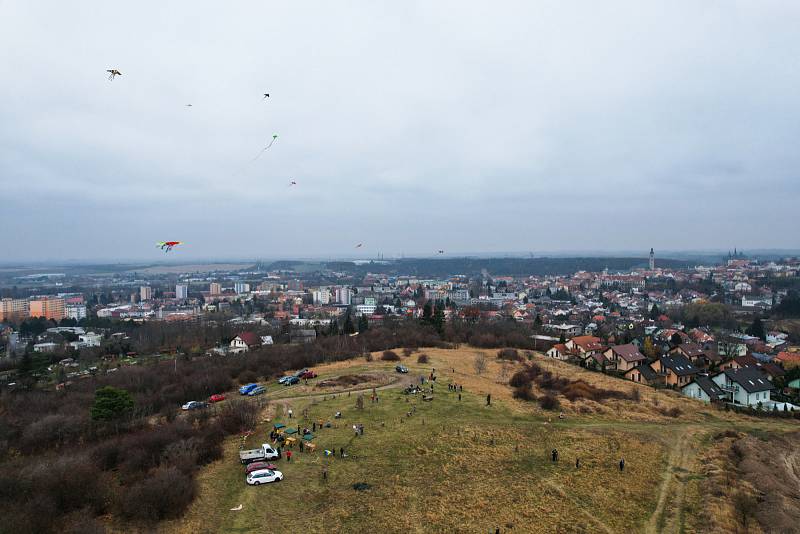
[302, 433, 314, 441]
[273, 423, 286, 430]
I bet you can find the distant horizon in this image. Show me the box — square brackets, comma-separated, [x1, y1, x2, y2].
[2, 247, 799, 267]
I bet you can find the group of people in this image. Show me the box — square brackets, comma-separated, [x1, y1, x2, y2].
[550, 448, 626, 471]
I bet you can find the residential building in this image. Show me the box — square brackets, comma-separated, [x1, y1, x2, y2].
[140, 286, 153, 301]
[681, 376, 726, 403]
[336, 287, 352, 305]
[210, 283, 222, 295]
[175, 284, 189, 300]
[229, 332, 261, 354]
[565, 336, 603, 356]
[546, 343, 569, 360]
[65, 304, 87, 321]
[603, 344, 646, 372]
[650, 354, 699, 388]
[234, 282, 251, 294]
[625, 364, 660, 385]
[29, 297, 66, 321]
[711, 367, 774, 407]
[0, 298, 29, 322]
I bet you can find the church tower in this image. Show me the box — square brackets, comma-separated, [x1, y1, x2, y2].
[649, 248, 655, 270]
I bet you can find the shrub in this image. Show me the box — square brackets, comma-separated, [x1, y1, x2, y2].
[381, 351, 400, 361]
[509, 370, 532, 388]
[417, 354, 430, 364]
[497, 348, 521, 361]
[512, 383, 536, 401]
[539, 394, 560, 411]
[217, 399, 259, 435]
[237, 370, 258, 385]
[630, 387, 642, 402]
[364, 352, 373, 362]
[118, 466, 195, 522]
[402, 347, 416, 357]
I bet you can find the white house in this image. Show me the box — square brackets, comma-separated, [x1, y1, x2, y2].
[681, 376, 727, 403]
[229, 332, 260, 354]
[711, 367, 774, 407]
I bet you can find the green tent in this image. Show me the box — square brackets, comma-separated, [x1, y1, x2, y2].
[273, 423, 286, 430]
[283, 427, 298, 435]
[302, 433, 314, 441]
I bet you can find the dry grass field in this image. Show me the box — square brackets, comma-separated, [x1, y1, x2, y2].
[157, 347, 799, 534]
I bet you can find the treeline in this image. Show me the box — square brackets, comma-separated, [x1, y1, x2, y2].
[267, 256, 695, 278]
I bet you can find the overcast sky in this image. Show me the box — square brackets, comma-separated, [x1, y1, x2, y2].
[1, 1, 799, 262]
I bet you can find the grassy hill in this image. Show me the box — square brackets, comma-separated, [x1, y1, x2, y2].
[161, 348, 798, 534]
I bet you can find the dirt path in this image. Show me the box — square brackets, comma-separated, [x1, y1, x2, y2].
[645, 427, 701, 534]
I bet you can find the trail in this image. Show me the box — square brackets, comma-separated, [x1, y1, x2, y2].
[645, 427, 700, 534]
[541, 478, 615, 534]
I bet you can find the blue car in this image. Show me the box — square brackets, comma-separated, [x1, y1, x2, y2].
[248, 386, 267, 396]
[283, 376, 300, 386]
[239, 383, 259, 395]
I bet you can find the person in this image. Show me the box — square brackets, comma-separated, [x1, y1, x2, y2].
[459, 385, 463, 392]
[322, 467, 328, 481]
[486, 394, 491, 406]
[287, 450, 293, 462]
[458, 393, 462, 401]
[288, 408, 293, 419]
[299, 440, 304, 452]
[575, 458, 580, 468]
[340, 447, 345, 457]
[559, 411, 564, 419]
[313, 422, 317, 432]
[552, 449, 558, 462]
[619, 458, 625, 471]
[277, 445, 282, 458]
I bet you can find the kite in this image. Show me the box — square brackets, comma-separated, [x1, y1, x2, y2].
[230, 504, 243, 511]
[263, 93, 270, 99]
[106, 69, 122, 81]
[438, 250, 444, 254]
[186, 104, 193, 107]
[232, 134, 280, 177]
[355, 243, 363, 248]
[156, 241, 183, 253]
[289, 180, 297, 187]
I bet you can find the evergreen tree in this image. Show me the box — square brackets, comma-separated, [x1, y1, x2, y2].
[670, 332, 683, 347]
[745, 316, 766, 341]
[358, 314, 369, 333]
[433, 305, 445, 335]
[649, 304, 661, 320]
[422, 301, 433, 324]
[91, 386, 134, 422]
[343, 309, 355, 335]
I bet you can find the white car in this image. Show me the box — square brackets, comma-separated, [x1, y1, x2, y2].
[246, 469, 284, 485]
[181, 401, 207, 411]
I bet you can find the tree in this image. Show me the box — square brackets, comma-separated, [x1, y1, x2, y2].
[670, 332, 683, 347]
[329, 319, 340, 336]
[91, 386, 134, 422]
[433, 305, 445, 335]
[473, 353, 487, 375]
[745, 316, 766, 341]
[342, 309, 355, 335]
[422, 301, 433, 324]
[649, 304, 661, 321]
[358, 314, 369, 333]
[643, 337, 657, 359]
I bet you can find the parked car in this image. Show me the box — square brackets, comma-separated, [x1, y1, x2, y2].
[246, 469, 283, 485]
[298, 370, 317, 379]
[248, 386, 266, 396]
[396, 365, 409, 374]
[239, 383, 259, 395]
[277, 376, 292, 384]
[209, 393, 226, 403]
[245, 461, 278, 474]
[181, 400, 208, 411]
[282, 376, 300, 386]
[239, 443, 281, 464]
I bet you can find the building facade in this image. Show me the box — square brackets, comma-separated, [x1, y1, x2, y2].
[29, 297, 66, 321]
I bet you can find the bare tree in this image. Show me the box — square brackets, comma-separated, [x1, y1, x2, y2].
[473, 353, 487, 375]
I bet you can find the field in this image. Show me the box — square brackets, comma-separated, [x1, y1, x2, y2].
[162, 348, 799, 534]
